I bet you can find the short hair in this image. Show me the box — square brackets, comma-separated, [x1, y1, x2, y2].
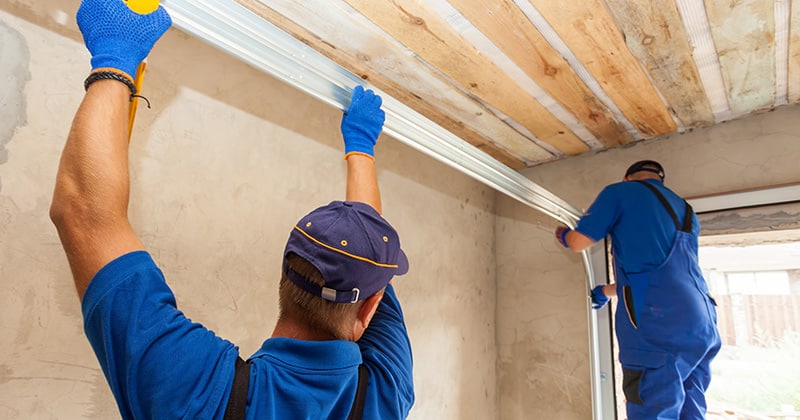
[278, 253, 364, 340]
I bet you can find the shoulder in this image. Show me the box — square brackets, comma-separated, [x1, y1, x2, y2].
[602, 180, 675, 199]
[634, 180, 688, 206]
[592, 181, 638, 205]
[600, 180, 647, 195]
[586, 181, 669, 216]
[651, 181, 683, 198]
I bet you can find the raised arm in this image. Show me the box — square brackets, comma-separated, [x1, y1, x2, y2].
[49, 0, 171, 299]
[51, 80, 145, 298]
[340, 86, 385, 213]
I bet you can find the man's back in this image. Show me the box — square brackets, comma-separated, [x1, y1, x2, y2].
[246, 284, 413, 419]
[82, 253, 414, 420]
[575, 178, 699, 273]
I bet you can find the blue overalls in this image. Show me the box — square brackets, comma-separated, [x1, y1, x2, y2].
[614, 181, 721, 419]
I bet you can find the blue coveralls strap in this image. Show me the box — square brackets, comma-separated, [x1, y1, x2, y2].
[614, 181, 721, 420]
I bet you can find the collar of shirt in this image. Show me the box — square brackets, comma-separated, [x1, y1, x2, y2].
[250, 337, 363, 369]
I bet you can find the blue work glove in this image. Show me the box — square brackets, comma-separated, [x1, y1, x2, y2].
[555, 226, 571, 249]
[77, 0, 172, 80]
[341, 86, 385, 159]
[590, 285, 609, 309]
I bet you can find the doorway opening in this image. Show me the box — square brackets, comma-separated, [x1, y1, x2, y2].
[700, 232, 800, 419]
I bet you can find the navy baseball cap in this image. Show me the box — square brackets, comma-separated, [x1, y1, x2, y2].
[624, 160, 665, 181]
[283, 201, 409, 303]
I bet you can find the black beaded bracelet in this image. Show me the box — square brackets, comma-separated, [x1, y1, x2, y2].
[84, 70, 137, 96]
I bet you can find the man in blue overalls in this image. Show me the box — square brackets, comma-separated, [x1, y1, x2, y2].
[555, 160, 721, 419]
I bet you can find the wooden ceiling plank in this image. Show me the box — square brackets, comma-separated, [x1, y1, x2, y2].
[788, 0, 800, 103]
[604, 0, 714, 127]
[475, 144, 534, 169]
[341, 0, 591, 155]
[527, 0, 677, 137]
[448, 0, 633, 147]
[705, 0, 776, 114]
[237, 0, 549, 165]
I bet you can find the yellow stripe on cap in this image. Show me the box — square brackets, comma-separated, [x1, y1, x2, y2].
[293, 225, 398, 269]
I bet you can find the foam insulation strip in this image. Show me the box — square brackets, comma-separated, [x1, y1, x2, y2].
[674, 0, 734, 122]
[513, 0, 641, 141]
[774, 0, 790, 106]
[426, 0, 604, 149]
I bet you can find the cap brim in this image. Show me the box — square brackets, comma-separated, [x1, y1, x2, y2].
[395, 249, 409, 276]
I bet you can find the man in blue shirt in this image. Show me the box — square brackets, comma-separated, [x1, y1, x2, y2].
[50, 1, 414, 418]
[555, 160, 721, 419]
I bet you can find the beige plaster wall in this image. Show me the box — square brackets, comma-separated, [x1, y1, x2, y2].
[0, 3, 497, 419]
[495, 202, 592, 420]
[496, 105, 800, 419]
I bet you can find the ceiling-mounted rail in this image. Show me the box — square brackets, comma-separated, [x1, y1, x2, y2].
[160, 0, 581, 226]
[159, 1, 613, 418]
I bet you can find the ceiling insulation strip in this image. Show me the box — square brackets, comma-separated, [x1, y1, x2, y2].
[674, 0, 734, 123]
[160, 0, 581, 225]
[512, 0, 640, 141]
[774, 0, 790, 106]
[424, 0, 603, 149]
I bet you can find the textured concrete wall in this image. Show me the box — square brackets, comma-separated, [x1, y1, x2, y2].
[0, 3, 497, 419]
[496, 104, 800, 419]
[495, 201, 592, 419]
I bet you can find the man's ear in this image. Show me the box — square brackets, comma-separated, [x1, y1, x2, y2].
[358, 291, 384, 327]
[352, 290, 384, 339]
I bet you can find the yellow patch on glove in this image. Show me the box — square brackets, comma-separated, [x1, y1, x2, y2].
[123, 0, 159, 15]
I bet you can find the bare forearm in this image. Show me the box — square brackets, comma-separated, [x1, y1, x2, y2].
[54, 81, 131, 216]
[565, 229, 596, 252]
[602, 284, 617, 298]
[51, 80, 143, 296]
[346, 154, 382, 214]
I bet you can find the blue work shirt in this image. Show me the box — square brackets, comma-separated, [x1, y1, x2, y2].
[82, 251, 414, 419]
[574, 179, 699, 273]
